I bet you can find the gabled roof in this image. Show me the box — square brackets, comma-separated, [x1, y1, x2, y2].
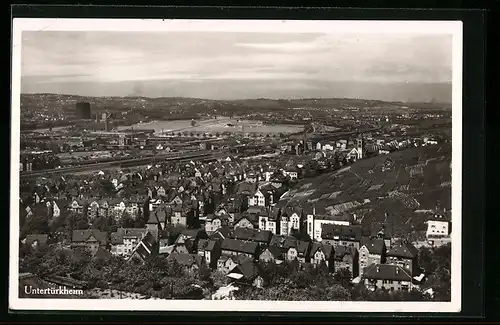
[228, 260, 261, 281]
[221, 238, 259, 255]
[360, 237, 386, 255]
[321, 224, 362, 242]
[260, 245, 286, 260]
[333, 245, 357, 260]
[197, 239, 217, 252]
[310, 242, 334, 259]
[72, 229, 107, 245]
[387, 242, 418, 259]
[129, 231, 158, 262]
[364, 264, 412, 282]
[230, 228, 273, 244]
[111, 228, 147, 245]
[209, 226, 232, 241]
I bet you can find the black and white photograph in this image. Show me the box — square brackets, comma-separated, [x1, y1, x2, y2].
[10, 19, 462, 312]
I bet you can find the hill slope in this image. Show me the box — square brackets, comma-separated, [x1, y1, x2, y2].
[278, 143, 452, 240]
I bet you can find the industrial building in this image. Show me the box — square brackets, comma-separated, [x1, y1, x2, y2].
[76, 102, 92, 119]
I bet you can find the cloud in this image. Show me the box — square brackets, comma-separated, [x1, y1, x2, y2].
[20, 31, 453, 98]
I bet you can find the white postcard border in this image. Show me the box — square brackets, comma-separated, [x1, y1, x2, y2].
[10, 18, 463, 312]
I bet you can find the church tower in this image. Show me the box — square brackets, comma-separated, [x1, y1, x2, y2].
[356, 134, 364, 160]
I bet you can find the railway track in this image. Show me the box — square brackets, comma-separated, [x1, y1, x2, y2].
[20, 151, 221, 179]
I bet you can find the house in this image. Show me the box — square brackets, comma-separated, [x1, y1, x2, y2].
[279, 207, 303, 236]
[24, 234, 48, 249]
[204, 214, 230, 234]
[309, 243, 335, 272]
[258, 246, 285, 264]
[71, 229, 108, 256]
[217, 254, 253, 274]
[306, 212, 354, 242]
[333, 245, 359, 278]
[69, 199, 85, 214]
[321, 224, 363, 249]
[371, 223, 393, 249]
[230, 227, 273, 246]
[426, 214, 451, 245]
[248, 189, 265, 207]
[197, 239, 222, 269]
[227, 260, 266, 288]
[233, 213, 259, 229]
[167, 253, 204, 274]
[246, 172, 258, 184]
[128, 231, 159, 264]
[363, 264, 414, 292]
[258, 207, 279, 234]
[145, 212, 163, 242]
[221, 238, 259, 259]
[209, 226, 233, 242]
[359, 237, 386, 275]
[169, 206, 187, 226]
[110, 228, 148, 256]
[386, 242, 419, 275]
[283, 167, 299, 180]
[285, 240, 311, 263]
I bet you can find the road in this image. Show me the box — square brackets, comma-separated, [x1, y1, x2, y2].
[20, 150, 223, 179]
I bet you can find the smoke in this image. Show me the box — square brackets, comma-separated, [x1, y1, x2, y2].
[129, 82, 144, 97]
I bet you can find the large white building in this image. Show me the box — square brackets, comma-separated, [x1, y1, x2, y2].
[306, 213, 354, 242]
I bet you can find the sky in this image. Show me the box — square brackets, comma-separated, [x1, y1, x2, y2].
[21, 31, 453, 101]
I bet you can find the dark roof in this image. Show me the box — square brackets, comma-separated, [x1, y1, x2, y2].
[229, 260, 261, 281]
[333, 245, 357, 260]
[310, 242, 334, 259]
[370, 223, 393, 240]
[321, 224, 362, 242]
[387, 242, 418, 259]
[260, 245, 286, 260]
[94, 247, 112, 260]
[167, 253, 203, 267]
[129, 231, 158, 262]
[230, 228, 273, 244]
[360, 237, 386, 255]
[269, 235, 297, 248]
[71, 229, 107, 245]
[111, 228, 147, 245]
[364, 264, 412, 282]
[25, 234, 48, 246]
[221, 238, 259, 255]
[197, 239, 217, 252]
[181, 228, 206, 239]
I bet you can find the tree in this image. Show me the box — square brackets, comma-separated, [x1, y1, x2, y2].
[333, 268, 353, 288]
[21, 212, 50, 238]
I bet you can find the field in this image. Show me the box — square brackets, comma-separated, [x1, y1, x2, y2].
[279, 143, 452, 240]
[118, 117, 304, 134]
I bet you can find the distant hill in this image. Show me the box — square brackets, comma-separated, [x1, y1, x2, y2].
[20, 93, 451, 116]
[278, 143, 452, 241]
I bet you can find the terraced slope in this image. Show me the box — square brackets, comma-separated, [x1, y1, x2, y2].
[278, 143, 452, 241]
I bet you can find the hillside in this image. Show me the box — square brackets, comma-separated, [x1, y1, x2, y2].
[20, 93, 451, 116]
[278, 143, 452, 241]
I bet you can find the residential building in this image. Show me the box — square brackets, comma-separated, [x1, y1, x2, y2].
[363, 264, 414, 292]
[258, 246, 285, 264]
[321, 224, 363, 249]
[71, 229, 108, 256]
[333, 245, 359, 278]
[248, 189, 265, 207]
[167, 253, 204, 274]
[227, 260, 266, 288]
[128, 231, 158, 264]
[359, 237, 386, 275]
[110, 228, 148, 256]
[197, 239, 222, 269]
[309, 243, 335, 272]
[230, 227, 273, 246]
[220, 238, 259, 260]
[386, 242, 419, 275]
[306, 212, 354, 242]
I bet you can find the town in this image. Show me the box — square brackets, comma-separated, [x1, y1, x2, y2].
[18, 95, 452, 301]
